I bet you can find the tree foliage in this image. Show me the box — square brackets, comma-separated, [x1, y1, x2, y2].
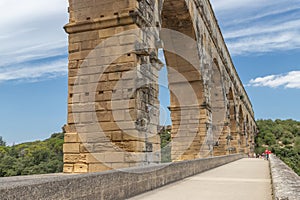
[256, 119, 300, 175]
[0, 133, 64, 177]
[160, 129, 171, 163]
[0, 136, 6, 147]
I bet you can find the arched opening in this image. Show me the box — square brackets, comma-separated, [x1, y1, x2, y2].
[228, 88, 238, 153]
[238, 105, 244, 153]
[249, 121, 255, 154]
[245, 115, 250, 153]
[158, 49, 172, 163]
[210, 59, 226, 156]
[243, 114, 250, 153]
[161, 0, 207, 161]
[228, 88, 237, 132]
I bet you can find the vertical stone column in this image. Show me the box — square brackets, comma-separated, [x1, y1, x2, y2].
[63, 0, 161, 173]
[230, 130, 240, 154]
[213, 124, 230, 156]
[160, 0, 210, 161]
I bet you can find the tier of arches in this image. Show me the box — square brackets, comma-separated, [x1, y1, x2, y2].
[159, 0, 257, 158]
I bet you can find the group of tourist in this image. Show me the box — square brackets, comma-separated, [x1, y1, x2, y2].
[251, 149, 272, 160]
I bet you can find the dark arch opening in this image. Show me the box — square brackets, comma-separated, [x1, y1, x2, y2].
[228, 88, 238, 153]
[228, 88, 237, 132]
[238, 105, 245, 153]
[160, 0, 206, 160]
[245, 115, 249, 152]
[210, 59, 226, 156]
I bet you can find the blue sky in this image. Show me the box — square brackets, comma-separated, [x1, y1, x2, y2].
[1, 0, 300, 144]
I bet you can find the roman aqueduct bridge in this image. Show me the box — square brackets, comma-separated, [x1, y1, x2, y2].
[63, 0, 257, 173]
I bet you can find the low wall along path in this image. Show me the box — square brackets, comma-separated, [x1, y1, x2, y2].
[0, 154, 244, 200]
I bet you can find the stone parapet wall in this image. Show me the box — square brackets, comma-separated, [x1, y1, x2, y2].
[269, 154, 300, 200]
[0, 154, 244, 200]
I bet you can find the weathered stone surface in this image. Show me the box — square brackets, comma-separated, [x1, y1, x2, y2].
[269, 154, 300, 200]
[63, 143, 80, 153]
[64, 132, 79, 143]
[63, 0, 257, 173]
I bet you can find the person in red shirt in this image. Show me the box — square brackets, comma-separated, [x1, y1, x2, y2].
[265, 149, 271, 160]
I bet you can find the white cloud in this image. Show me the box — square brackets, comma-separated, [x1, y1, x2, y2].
[227, 32, 300, 55]
[1, 0, 300, 84]
[224, 19, 300, 40]
[248, 71, 300, 89]
[210, 0, 269, 12]
[0, 40, 67, 67]
[0, 58, 67, 83]
[0, 0, 69, 82]
[210, 0, 300, 55]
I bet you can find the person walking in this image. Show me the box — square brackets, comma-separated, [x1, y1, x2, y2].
[265, 149, 271, 160]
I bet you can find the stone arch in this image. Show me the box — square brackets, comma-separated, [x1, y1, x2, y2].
[228, 87, 238, 153]
[210, 59, 227, 156]
[161, 0, 207, 161]
[249, 121, 255, 154]
[238, 105, 245, 153]
[228, 88, 237, 132]
[245, 115, 250, 153]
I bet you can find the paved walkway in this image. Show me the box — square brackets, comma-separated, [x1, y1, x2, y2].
[129, 158, 272, 200]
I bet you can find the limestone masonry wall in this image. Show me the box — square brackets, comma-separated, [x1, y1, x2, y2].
[269, 154, 300, 200]
[64, 0, 257, 172]
[0, 154, 243, 200]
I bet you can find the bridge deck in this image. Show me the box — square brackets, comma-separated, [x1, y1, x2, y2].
[130, 158, 272, 200]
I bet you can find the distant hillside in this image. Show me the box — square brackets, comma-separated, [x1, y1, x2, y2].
[255, 119, 300, 175]
[0, 133, 64, 177]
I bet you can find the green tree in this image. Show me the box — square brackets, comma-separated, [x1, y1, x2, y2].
[0, 132, 64, 177]
[256, 119, 300, 175]
[294, 136, 300, 154]
[263, 132, 276, 145]
[160, 129, 171, 163]
[0, 136, 6, 146]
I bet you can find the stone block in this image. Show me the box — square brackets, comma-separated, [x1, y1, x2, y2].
[79, 132, 110, 143]
[89, 163, 112, 172]
[119, 34, 138, 45]
[96, 111, 112, 122]
[67, 113, 75, 124]
[99, 27, 117, 38]
[104, 152, 125, 163]
[112, 110, 125, 121]
[64, 154, 86, 163]
[63, 143, 80, 153]
[120, 141, 146, 152]
[81, 40, 94, 50]
[69, 43, 80, 52]
[93, 143, 115, 152]
[64, 132, 79, 143]
[110, 163, 130, 169]
[111, 99, 136, 110]
[80, 143, 93, 153]
[100, 122, 119, 131]
[113, 54, 136, 64]
[110, 131, 123, 141]
[74, 163, 88, 173]
[125, 152, 146, 162]
[108, 72, 121, 81]
[63, 164, 74, 173]
[95, 91, 112, 102]
[79, 112, 94, 123]
[86, 153, 106, 163]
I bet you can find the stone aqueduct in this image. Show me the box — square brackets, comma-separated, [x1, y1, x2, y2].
[63, 0, 257, 173]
